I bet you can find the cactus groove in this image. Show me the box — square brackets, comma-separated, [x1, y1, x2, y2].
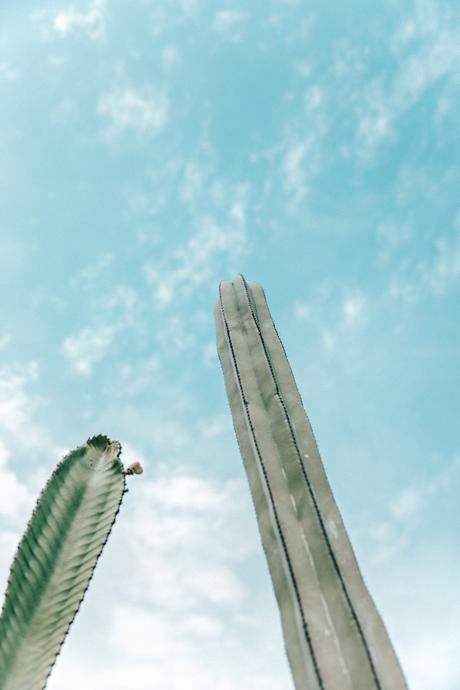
[0, 435, 126, 690]
[215, 275, 409, 690]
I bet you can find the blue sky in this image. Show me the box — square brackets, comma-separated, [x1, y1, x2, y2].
[1, 1, 459, 688]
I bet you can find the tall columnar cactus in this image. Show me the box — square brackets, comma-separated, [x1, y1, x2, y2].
[0, 435, 132, 690]
[215, 275, 409, 690]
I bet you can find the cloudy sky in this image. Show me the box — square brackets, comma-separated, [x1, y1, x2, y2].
[1, 1, 459, 688]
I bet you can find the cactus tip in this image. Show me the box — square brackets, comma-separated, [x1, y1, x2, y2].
[87, 434, 112, 449]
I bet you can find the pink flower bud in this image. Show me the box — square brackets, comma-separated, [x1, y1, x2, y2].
[126, 461, 143, 475]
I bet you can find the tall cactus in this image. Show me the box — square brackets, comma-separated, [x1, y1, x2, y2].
[0, 435, 130, 690]
[215, 275, 408, 690]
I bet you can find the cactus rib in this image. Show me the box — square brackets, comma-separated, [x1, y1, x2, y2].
[215, 276, 409, 690]
[0, 435, 126, 690]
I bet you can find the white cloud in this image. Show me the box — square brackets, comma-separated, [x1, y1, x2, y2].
[145, 475, 228, 512]
[402, 634, 460, 690]
[368, 554, 460, 690]
[422, 225, 460, 295]
[53, 0, 107, 41]
[0, 366, 58, 590]
[356, 0, 460, 155]
[388, 221, 460, 302]
[355, 457, 460, 690]
[0, 361, 40, 434]
[202, 340, 218, 367]
[49, 639, 290, 690]
[283, 141, 310, 203]
[61, 283, 138, 375]
[369, 454, 460, 563]
[342, 291, 367, 326]
[389, 487, 423, 520]
[0, 362, 58, 481]
[0, 441, 34, 518]
[144, 186, 249, 306]
[292, 283, 370, 355]
[119, 473, 253, 615]
[0, 441, 9, 467]
[281, 112, 326, 205]
[356, 85, 392, 153]
[69, 252, 113, 289]
[293, 302, 311, 320]
[100, 284, 138, 317]
[1, 456, 33, 504]
[351, 539, 460, 690]
[98, 87, 169, 137]
[61, 324, 116, 376]
[45, 466, 291, 689]
[212, 11, 248, 42]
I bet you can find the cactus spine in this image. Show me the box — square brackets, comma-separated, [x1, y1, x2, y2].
[215, 275, 409, 690]
[0, 435, 127, 690]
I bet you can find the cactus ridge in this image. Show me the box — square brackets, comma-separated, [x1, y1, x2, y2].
[0, 436, 126, 690]
[215, 275, 409, 690]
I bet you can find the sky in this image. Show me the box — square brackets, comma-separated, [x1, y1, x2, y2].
[0, 0, 459, 688]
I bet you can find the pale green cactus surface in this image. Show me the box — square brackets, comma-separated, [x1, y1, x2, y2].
[215, 275, 409, 690]
[0, 435, 126, 690]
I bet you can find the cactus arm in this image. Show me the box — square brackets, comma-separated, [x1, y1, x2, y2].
[0, 435, 126, 690]
[215, 276, 409, 690]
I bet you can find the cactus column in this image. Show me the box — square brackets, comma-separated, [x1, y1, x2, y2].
[215, 275, 408, 690]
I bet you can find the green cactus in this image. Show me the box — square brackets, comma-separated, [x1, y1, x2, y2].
[215, 275, 409, 690]
[0, 435, 129, 690]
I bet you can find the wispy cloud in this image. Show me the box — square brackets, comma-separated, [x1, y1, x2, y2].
[144, 185, 249, 306]
[0, 361, 58, 591]
[69, 252, 113, 289]
[293, 283, 369, 353]
[282, 141, 311, 204]
[280, 86, 327, 205]
[61, 284, 138, 376]
[53, 0, 107, 41]
[368, 454, 460, 564]
[422, 223, 460, 295]
[61, 324, 117, 376]
[212, 10, 248, 42]
[342, 291, 367, 326]
[356, 0, 460, 156]
[98, 87, 169, 137]
[0, 442, 34, 518]
[388, 220, 460, 302]
[0, 362, 44, 442]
